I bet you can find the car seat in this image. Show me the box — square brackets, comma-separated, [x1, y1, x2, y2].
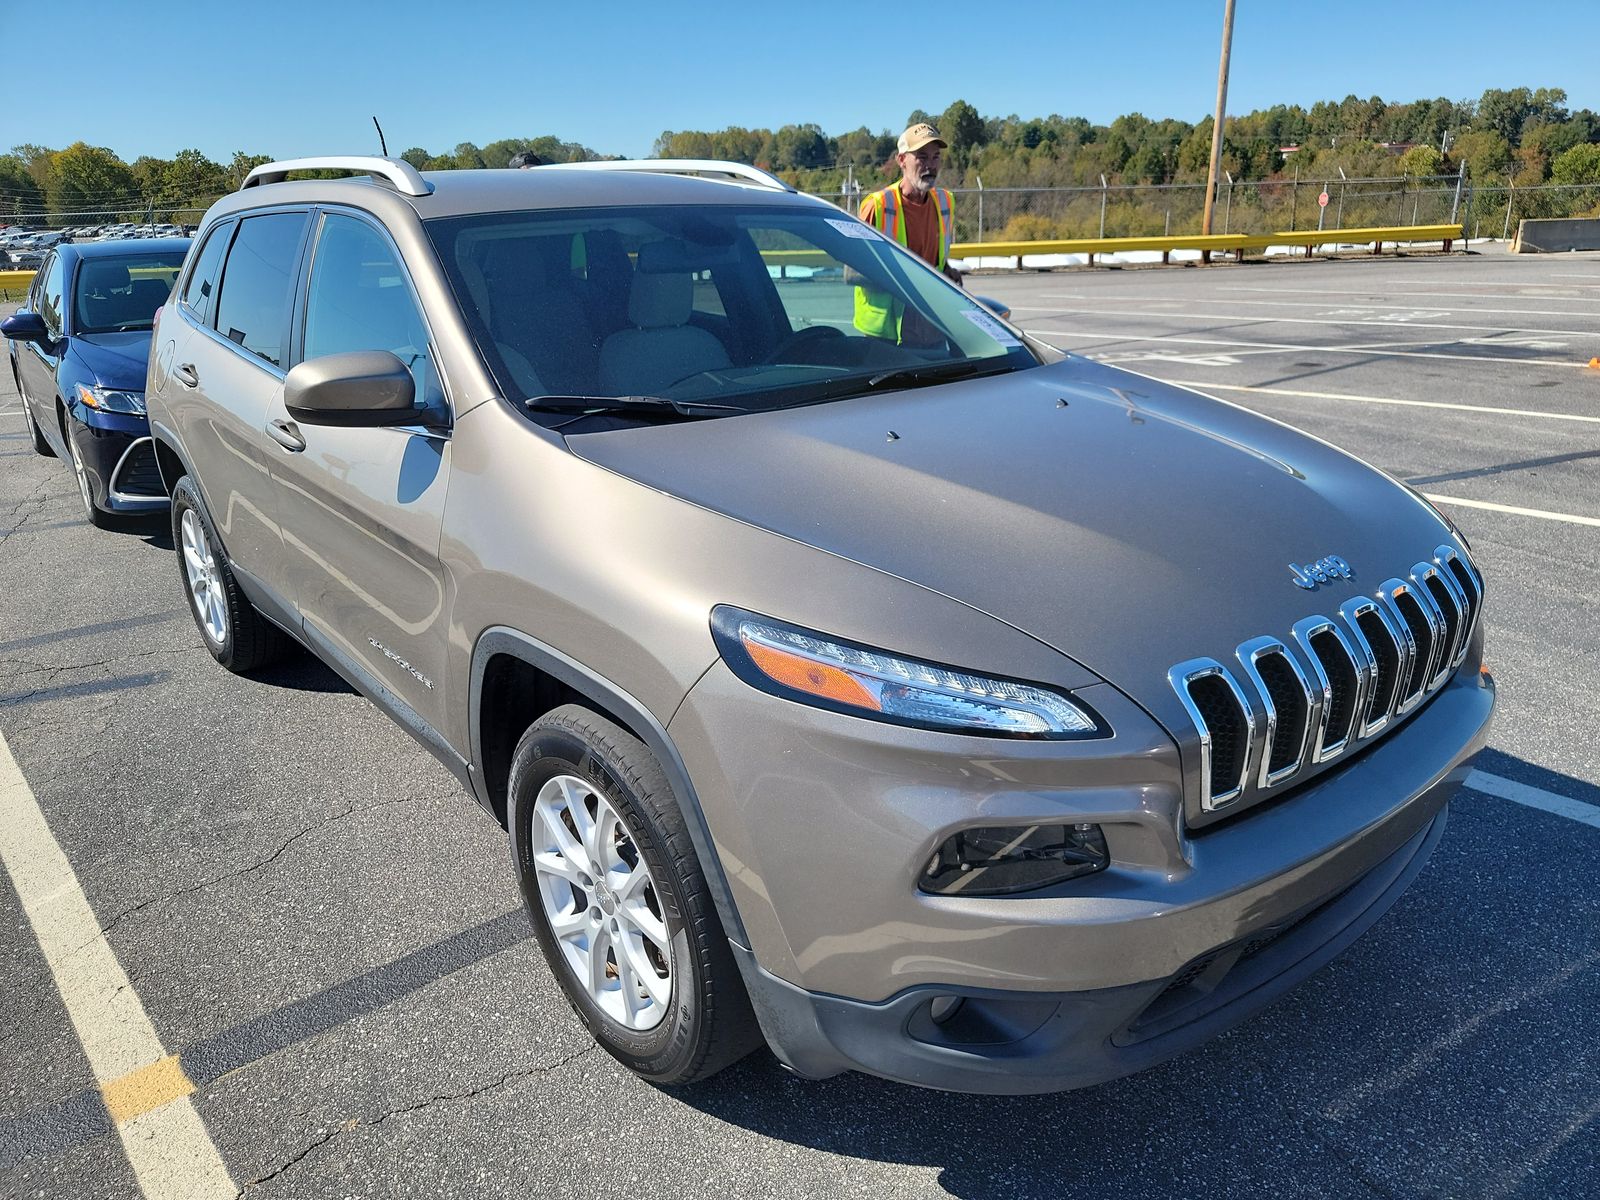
[597, 261, 731, 395]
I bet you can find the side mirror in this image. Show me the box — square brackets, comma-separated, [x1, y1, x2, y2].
[0, 311, 48, 344]
[284, 350, 416, 426]
[973, 296, 1012, 322]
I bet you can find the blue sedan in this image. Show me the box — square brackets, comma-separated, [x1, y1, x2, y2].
[3, 238, 190, 527]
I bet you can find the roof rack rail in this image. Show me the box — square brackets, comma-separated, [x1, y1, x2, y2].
[540, 159, 795, 193]
[240, 156, 432, 197]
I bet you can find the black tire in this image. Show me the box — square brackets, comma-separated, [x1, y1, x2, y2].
[509, 704, 760, 1085]
[24, 398, 53, 457]
[170, 475, 286, 673]
[62, 415, 117, 529]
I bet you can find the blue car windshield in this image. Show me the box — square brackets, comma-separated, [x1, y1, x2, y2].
[425, 204, 1037, 416]
[72, 253, 187, 334]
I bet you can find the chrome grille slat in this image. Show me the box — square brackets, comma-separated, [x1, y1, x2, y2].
[1170, 545, 1482, 820]
[1236, 637, 1314, 788]
[1376, 579, 1426, 715]
[1412, 561, 1462, 689]
[1169, 659, 1255, 812]
[1435, 544, 1483, 665]
[1291, 616, 1365, 761]
[1341, 597, 1402, 736]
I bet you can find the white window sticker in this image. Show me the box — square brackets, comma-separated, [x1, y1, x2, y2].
[961, 308, 1022, 346]
[826, 218, 882, 240]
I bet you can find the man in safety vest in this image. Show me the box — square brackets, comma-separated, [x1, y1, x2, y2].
[854, 123, 961, 340]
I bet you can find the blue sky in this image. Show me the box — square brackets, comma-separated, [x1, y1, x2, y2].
[12, 0, 1599, 163]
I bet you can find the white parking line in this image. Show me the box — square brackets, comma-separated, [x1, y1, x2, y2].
[0, 730, 235, 1198]
[1029, 304, 1595, 338]
[1034, 328, 1586, 369]
[1163, 380, 1600, 426]
[1418, 494, 1600, 529]
[1035, 294, 1600, 322]
[1467, 770, 1600, 830]
[1217, 284, 1600, 304]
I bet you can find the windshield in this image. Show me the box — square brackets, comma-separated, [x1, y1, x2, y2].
[71, 252, 187, 334]
[425, 203, 1036, 422]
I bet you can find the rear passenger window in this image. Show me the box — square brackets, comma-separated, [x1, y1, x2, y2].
[181, 222, 231, 324]
[302, 214, 443, 409]
[213, 212, 309, 368]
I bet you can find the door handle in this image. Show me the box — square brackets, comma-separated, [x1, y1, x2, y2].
[267, 419, 306, 452]
[174, 362, 199, 388]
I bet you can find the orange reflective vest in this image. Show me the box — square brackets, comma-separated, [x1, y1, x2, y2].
[853, 184, 954, 339]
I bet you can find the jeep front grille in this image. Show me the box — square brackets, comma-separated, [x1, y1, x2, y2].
[1171, 545, 1482, 814]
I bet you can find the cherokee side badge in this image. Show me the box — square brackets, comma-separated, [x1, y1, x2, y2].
[1289, 554, 1353, 590]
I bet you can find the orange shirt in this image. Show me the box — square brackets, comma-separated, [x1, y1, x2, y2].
[897, 186, 941, 268]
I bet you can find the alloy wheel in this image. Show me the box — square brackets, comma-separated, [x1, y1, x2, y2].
[67, 428, 95, 514]
[179, 508, 228, 645]
[530, 773, 673, 1030]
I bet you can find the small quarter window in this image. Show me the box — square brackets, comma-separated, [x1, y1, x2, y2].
[213, 212, 309, 368]
[181, 222, 231, 324]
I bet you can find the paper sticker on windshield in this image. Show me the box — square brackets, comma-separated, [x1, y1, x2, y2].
[827, 218, 882, 240]
[961, 309, 1021, 346]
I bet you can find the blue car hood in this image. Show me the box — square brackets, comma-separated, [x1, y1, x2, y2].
[70, 332, 152, 392]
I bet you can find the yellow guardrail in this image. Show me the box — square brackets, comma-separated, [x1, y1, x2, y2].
[951, 223, 1464, 266]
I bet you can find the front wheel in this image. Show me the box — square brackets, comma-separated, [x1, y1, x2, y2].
[509, 704, 760, 1084]
[171, 475, 287, 673]
[63, 417, 115, 529]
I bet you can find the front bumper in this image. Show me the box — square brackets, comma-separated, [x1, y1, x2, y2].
[672, 650, 1493, 1092]
[68, 413, 167, 513]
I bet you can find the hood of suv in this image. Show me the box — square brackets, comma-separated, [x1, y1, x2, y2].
[567, 358, 1458, 699]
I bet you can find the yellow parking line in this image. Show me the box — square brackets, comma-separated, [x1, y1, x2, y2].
[0, 729, 235, 1197]
[101, 1054, 197, 1123]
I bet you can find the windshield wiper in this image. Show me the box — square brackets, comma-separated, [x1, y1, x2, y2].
[865, 360, 1005, 390]
[524, 394, 744, 418]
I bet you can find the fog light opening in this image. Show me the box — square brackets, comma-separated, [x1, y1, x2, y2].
[928, 995, 964, 1025]
[920, 822, 1109, 896]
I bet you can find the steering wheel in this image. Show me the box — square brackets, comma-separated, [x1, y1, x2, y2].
[763, 324, 846, 365]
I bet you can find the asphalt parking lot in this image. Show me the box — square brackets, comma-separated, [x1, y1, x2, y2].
[2, 245, 1597, 1199]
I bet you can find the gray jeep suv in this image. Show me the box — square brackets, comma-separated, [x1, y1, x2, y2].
[146, 156, 1493, 1093]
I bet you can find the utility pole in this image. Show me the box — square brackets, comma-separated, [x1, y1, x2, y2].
[1201, 0, 1237, 235]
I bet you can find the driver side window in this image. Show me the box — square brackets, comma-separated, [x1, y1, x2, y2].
[302, 213, 443, 411]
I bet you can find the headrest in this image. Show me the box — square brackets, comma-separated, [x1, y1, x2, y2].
[628, 271, 693, 329]
[83, 263, 131, 291]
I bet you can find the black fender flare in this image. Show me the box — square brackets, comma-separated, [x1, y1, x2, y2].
[469, 627, 749, 947]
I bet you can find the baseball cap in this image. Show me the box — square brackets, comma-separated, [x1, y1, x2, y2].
[897, 123, 947, 154]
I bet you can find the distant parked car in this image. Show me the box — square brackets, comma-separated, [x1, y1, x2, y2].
[2, 237, 190, 527]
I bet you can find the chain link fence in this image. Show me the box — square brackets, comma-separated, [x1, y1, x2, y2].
[9, 179, 1600, 246]
[811, 175, 1600, 244]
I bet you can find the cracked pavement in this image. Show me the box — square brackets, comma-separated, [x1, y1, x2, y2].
[4, 260, 1600, 1200]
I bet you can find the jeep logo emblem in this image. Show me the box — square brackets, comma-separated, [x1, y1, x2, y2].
[1289, 555, 1353, 590]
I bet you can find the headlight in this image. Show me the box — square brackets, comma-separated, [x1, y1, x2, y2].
[76, 384, 146, 414]
[712, 608, 1104, 738]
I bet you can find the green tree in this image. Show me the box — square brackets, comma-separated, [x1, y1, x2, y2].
[1551, 142, 1600, 185]
[0, 154, 44, 217]
[939, 99, 985, 161]
[159, 148, 228, 206]
[1398, 145, 1444, 177]
[228, 151, 273, 187]
[400, 147, 430, 170]
[1450, 129, 1512, 181]
[47, 143, 137, 215]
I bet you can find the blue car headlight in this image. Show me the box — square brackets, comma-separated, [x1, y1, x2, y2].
[76, 383, 146, 415]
